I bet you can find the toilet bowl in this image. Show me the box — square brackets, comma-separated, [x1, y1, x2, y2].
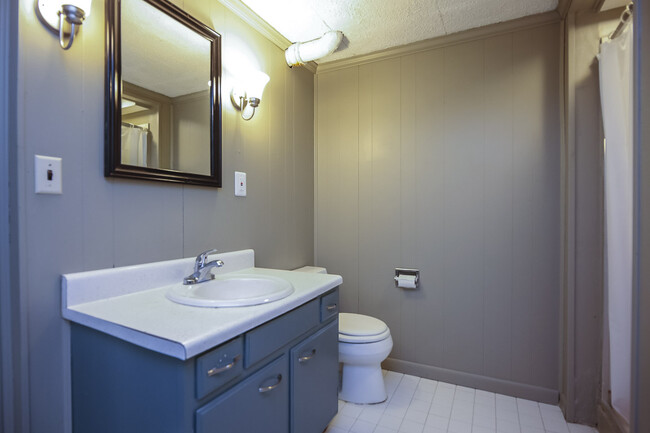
[338, 313, 393, 404]
[291, 266, 393, 404]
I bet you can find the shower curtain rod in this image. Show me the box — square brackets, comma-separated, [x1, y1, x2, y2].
[610, 3, 634, 40]
[121, 121, 149, 131]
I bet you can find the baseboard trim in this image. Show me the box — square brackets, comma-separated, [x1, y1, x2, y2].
[382, 358, 559, 404]
[596, 401, 628, 433]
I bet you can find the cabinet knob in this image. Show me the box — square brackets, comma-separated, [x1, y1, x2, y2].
[258, 374, 282, 393]
[207, 354, 241, 377]
[298, 349, 317, 363]
[326, 304, 337, 312]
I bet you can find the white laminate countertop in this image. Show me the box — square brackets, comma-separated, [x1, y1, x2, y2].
[62, 250, 342, 360]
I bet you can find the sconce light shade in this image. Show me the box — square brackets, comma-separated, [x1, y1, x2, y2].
[36, 0, 93, 50]
[230, 71, 270, 121]
[245, 71, 270, 100]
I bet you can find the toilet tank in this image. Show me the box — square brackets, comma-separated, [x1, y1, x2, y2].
[293, 266, 327, 274]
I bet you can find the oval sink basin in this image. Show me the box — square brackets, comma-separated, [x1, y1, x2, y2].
[166, 274, 294, 307]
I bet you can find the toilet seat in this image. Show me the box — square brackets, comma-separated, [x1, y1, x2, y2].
[339, 313, 390, 344]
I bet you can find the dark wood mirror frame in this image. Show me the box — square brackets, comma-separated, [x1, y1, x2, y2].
[105, 0, 222, 187]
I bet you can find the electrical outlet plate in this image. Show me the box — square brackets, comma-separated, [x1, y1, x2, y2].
[35, 155, 62, 194]
[235, 171, 246, 197]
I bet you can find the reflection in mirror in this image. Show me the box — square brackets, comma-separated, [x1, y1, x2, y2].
[105, 0, 222, 187]
[121, 0, 210, 174]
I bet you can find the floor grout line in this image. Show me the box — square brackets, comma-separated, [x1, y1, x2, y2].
[326, 370, 599, 433]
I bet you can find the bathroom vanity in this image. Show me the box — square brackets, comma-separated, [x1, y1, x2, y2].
[62, 250, 341, 433]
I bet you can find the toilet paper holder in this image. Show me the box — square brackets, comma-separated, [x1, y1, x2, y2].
[394, 268, 420, 289]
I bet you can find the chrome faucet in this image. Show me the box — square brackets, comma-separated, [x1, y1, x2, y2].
[183, 249, 224, 285]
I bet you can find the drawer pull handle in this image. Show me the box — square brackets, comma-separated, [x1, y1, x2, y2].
[326, 304, 337, 312]
[258, 374, 282, 393]
[298, 349, 317, 363]
[207, 354, 241, 377]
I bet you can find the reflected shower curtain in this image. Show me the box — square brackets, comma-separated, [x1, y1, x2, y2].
[121, 125, 148, 167]
[599, 23, 633, 422]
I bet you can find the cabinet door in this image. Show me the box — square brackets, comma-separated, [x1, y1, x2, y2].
[196, 355, 288, 433]
[291, 319, 339, 433]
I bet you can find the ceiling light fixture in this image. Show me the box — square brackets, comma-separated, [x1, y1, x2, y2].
[230, 71, 270, 121]
[285, 30, 344, 67]
[36, 0, 92, 50]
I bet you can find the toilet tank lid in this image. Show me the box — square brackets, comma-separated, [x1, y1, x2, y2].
[293, 266, 327, 274]
[339, 313, 388, 337]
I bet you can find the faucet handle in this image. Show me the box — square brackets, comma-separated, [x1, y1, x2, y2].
[195, 249, 218, 269]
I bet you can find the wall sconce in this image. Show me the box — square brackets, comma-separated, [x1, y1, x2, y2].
[230, 71, 270, 121]
[36, 0, 92, 50]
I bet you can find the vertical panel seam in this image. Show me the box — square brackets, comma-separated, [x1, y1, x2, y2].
[509, 32, 514, 381]
[313, 74, 317, 265]
[181, 186, 185, 256]
[356, 65, 361, 313]
[441, 46, 447, 368]
[482, 38, 487, 377]
[399, 56, 404, 354]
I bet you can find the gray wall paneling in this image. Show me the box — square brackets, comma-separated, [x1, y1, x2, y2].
[483, 33, 515, 382]
[357, 58, 403, 359]
[410, 49, 446, 367]
[315, 22, 562, 401]
[315, 67, 360, 313]
[512, 23, 562, 393]
[1, 0, 27, 431]
[15, 1, 315, 431]
[441, 39, 485, 376]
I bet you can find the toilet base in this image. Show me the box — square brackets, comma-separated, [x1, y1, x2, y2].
[339, 364, 387, 404]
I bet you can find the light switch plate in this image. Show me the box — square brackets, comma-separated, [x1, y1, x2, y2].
[35, 155, 62, 194]
[235, 171, 246, 197]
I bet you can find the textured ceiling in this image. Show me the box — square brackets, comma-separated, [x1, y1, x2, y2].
[239, 0, 559, 63]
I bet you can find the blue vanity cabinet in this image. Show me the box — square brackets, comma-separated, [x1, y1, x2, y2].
[71, 324, 196, 433]
[245, 299, 320, 368]
[196, 355, 289, 433]
[291, 320, 339, 433]
[320, 290, 339, 322]
[69, 288, 339, 433]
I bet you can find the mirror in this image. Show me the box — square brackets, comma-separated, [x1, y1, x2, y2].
[105, 0, 222, 187]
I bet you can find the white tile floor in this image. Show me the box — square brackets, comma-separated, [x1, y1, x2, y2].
[326, 371, 598, 433]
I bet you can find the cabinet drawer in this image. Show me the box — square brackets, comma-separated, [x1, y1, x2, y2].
[196, 337, 244, 399]
[245, 299, 319, 367]
[196, 355, 289, 433]
[320, 290, 339, 322]
[291, 319, 339, 433]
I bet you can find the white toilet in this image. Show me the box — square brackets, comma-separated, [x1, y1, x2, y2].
[338, 313, 393, 404]
[293, 266, 394, 405]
